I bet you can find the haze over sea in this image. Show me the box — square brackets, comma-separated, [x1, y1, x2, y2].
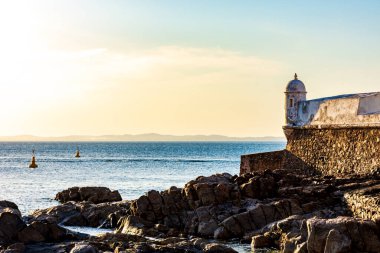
[0, 142, 285, 215]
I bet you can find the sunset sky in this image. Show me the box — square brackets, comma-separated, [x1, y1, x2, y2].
[1, 0, 380, 137]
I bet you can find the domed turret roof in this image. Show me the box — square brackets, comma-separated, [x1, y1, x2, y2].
[286, 73, 306, 93]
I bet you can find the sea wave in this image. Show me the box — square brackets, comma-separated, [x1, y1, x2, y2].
[20, 157, 238, 163]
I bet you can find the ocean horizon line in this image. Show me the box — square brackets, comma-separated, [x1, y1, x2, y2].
[0, 133, 286, 142]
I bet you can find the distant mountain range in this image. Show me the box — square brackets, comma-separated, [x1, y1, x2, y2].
[0, 133, 285, 142]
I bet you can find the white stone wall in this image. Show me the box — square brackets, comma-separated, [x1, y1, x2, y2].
[294, 92, 380, 126]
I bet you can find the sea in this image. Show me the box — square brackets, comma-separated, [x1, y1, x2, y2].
[0, 141, 285, 252]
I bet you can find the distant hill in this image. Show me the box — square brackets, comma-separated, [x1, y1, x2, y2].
[0, 133, 285, 142]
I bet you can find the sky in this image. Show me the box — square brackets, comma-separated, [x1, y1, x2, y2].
[0, 0, 380, 137]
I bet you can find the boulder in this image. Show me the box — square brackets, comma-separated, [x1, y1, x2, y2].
[0, 212, 26, 244]
[324, 229, 351, 253]
[215, 199, 303, 239]
[116, 215, 154, 235]
[23, 242, 75, 253]
[1, 243, 25, 253]
[251, 233, 275, 250]
[18, 221, 87, 243]
[78, 201, 130, 228]
[28, 200, 130, 228]
[0, 201, 22, 218]
[202, 243, 237, 253]
[70, 243, 98, 253]
[55, 187, 121, 204]
[239, 173, 278, 199]
[28, 202, 80, 224]
[17, 225, 45, 243]
[183, 174, 238, 209]
[306, 217, 380, 253]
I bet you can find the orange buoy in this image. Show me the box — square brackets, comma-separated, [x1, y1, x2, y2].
[75, 147, 80, 158]
[29, 149, 38, 168]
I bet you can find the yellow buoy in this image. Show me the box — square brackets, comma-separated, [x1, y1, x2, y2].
[75, 147, 80, 158]
[29, 150, 38, 168]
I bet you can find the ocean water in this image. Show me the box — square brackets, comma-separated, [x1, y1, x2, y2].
[0, 142, 285, 215]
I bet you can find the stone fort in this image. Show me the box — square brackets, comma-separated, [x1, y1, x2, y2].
[241, 74, 380, 176]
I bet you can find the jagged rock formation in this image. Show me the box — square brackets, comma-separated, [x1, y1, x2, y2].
[27, 200, 130, 228]
[0, 201, 84, 248]
[116, 170, 346, 241]
[2, 171, 380, 252]
[55, 187, 122, 204]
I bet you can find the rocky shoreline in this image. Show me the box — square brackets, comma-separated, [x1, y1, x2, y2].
[2, 169, 380, 252]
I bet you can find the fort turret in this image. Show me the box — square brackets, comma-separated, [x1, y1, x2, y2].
[285, 73, 307, 126]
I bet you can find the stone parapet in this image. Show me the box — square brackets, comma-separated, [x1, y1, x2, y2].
[240, 150, 311, 175]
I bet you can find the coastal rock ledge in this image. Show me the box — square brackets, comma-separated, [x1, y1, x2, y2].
[55, 186, 122, 204]
[2, 170, 380, 252]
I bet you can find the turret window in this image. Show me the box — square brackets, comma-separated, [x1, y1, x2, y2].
[290, 98, 294, 107]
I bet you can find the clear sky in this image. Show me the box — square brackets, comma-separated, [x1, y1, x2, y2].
[0, 0, 380, 137]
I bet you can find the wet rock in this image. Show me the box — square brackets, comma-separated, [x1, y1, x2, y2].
[79, 201, 130, 228]
[147, 190, 163, 219]
[251, 233, 277, 250]
[28, 200, 130, 228]
[215, 199, 303, 239]
[55, 187, 122, 204]
[183, 174, 238, 209]
[116, 215, 154, 235]
[202, 243, 237, 253]
[193, 183, 217, 206]
[2, 243, 25, 253]
[306, 216, 380, 253]
[17, 225, 45, 243]
[0, 201, 22, 218]
[23, 242, 75, 253]
[16, 171, 380, 251]
[28, 202, 80, 224]
[239, 173, 278, 199]
[0, 212, 26, 244]
[70, 243, 98, 253]
[61, 213, 87, 227]
[18, 221, 86, 243]
[324, 229, 351, 253]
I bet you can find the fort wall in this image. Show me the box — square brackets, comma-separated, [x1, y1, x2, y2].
[296, 93, 380, 127]
[240, 125, 380, 176]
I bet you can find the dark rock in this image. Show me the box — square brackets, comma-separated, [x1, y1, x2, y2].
[28, 202, 80, 224]
[116, 215, 154, 235]
[0, 212, 26, 244]
[0, 201, 21, 218]
[70, 243, 98, 253]
[251, 233, 277, 250]
[203, 243, 237, 253]
[55, 187, 122, 204]
[28, 200, 130, 228]
[2, 243, 25, 253]
[17, 226, 45, 243]
[18, 221, 87, 244]
[306, 217, 380, 253]
[61, 213, 87, 227]
[79, 201, 130, 228]
[23, 242, 75, 253]
[324, 229, 351, 253]
[215, 199, 303, 239]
